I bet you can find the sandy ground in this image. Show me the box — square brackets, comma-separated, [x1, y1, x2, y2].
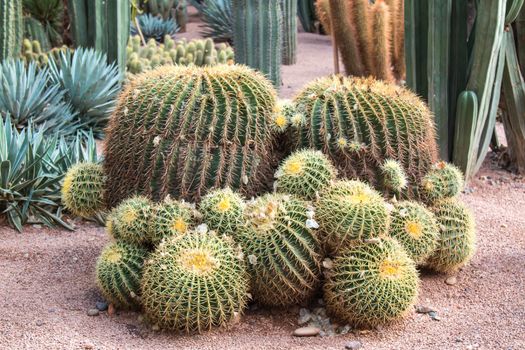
[1, 9, 525, 350]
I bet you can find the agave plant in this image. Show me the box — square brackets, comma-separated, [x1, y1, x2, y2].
[131, 13, 179, 42]
[47, 48, 121, 138]
[193, 0, 233, 42]
[0, 59, 76, 137]
[22, 0, 64, 46]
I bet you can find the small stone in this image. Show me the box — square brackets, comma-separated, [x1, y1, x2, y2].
[500, 223, 508, 228]
[416, 305, 436, 314]
[338, 324, 351, 335]
[345, 340, 362, 350]
[32, 224, 42, 229]
[445, 276, 457, 285]
[95, 301, 108, 311]
[298, 308, 311, 325]
[428, 311, 441, 321]
[23, 253, 29, 259]
[87, 309, 99, 316]
[152, 324, 160, 331]
[36, 320, 44, 326]
[292, 326, 320, 337]
[108, 303, 116, 316]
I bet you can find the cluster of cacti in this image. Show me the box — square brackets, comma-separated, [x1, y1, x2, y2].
[22, 0, 64, 48]
[421, 161, 464, 204]
[20, 38, 71, 68]
[126, 35, 234, 74]
[23, 16, 51, 52]
[327, 0, 405, 81]
[199, 188, 245, 235]
[104, 65, 278, 207]
[61, 163, 106, 218]
[150, 197, 197, 245]
[0, 0, 23, 61]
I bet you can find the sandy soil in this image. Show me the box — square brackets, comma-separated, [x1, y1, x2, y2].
[1, 9, 525, 350]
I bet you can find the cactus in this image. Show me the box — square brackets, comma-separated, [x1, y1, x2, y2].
[274, 149, 336, 201]
[324, 237, 419, 328]
[281, 0, 298, 65]
[297, 0, 317, 33]
[232, 0, 282, 88]
[104, 65, 278, 206]
[238, 194, 322, 307]
[427, 198, 476, 273]
[23, 16, 52, 52]
[61, 163, 106, 218]
[315, 0, 331, 34]
[150, 198, 197, 245]
[95, 241, 148, 309]
[0, 0, 23, 61]
[291, 76, 438, 197]
[380, 159, 408, 196]
[369, 1, 394, 81]
[199, 188, 245, 235]
[141, 231, 249, 332]
[421, 161, 464, 204]
[111, 196, 154, 246]
[388, 201, 439, 264]
[316, 180, 390, 255]
[271, 99, 297, 133]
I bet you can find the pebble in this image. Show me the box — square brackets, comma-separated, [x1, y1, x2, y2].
[445, 276, 458, 285]
[108, 303, 115, 316]
[500, 223, 508, 228]
[292, 326, 320, 337]
[298, 308, 311, 325]
[428, 311, 440, 321]
[36, 320, 44, 326]
[87, 309, 99, 316]
[345, 340, 362, 350]
[415, 305, 436, 314]
[95, 301, 108, 311]
[151, 324, 160, 331]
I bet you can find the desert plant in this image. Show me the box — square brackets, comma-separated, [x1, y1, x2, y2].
[150, 198, 197, 245]
[199, 188, 245, 235]
[22, 0, 63, 47]
[238, 193, 322, 307]
[291, 75, 438, 197]
[131, 13, 178, 43]
[196, 0, 233, 42]
[23, 16, 52, 51]
[274, 149, 336, 201]
[281, 0, 298, 65]
[61, 162, 106, 218]
[0, 0, 23, 61]
[297, 0, 317, 33]
[315, 0, 331, 34]
[141, 231, 249, 332]
[95, 241, 148, 309]
[316, 180, 390, 255]
[104, 65, 278, 207]
[324, 237, 419, 327]
[112, 196, 154, 246]
[420, 161, 464, 204]
[380, 159, 408, 196]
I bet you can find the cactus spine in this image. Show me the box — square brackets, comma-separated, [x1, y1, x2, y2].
[0, 0, 23, 61]
[61, 163, 106, 218]
[150, 198, 197, 245]
[199, 188, 245, 235]
[112, 196, 154, 246]
[380, 159, 408, 196]
[421, 161, 464, 204]
[281, 0, 298, 65]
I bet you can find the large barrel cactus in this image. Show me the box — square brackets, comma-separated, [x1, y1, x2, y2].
[291, 76, 438, 197]
[104, 65, 278, 207]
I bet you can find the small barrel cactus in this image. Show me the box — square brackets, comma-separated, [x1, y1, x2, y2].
[61, 162, 106, 218]
[274, 149, 336, 200]
[141, 231, 249, 332]
[388, 201, 439, 264]
[199, 188, 245, 235]
[291, 76, 438, 198]
[421, 161, 465, 204]
[427, 198, 476, 273]
[324, 238, 419, 327]
[95, 241, 148, 309]
[316, 180, 390, 254]
[238, 193, 322, 307]
[112, 196, 154, 246]
[150, 198, 197, 245]
[381, 159, 408, 195]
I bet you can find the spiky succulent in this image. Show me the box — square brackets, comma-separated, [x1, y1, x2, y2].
[238, 193, 322, 307]
[112, 196, 154, 246]
[141, 231, 249, 332]
[150, 198, 197, 245]
[22, 0, 64, 46]
[421, 161, 465, 204]
[271, 100, 294, 133]
[274, 149, 336, 200]
[381, 159, 408, 195]
[316, 180, 390, 255]
[61, 162, 106, 218]
[195, 0, 233, 42]
[95, 241, 148, 309]
[131, 13, 179, 42]
[426, 198, 476, 273]
[199, 188, 245, 235]
[324, 237, 419, 327]
[388, 201, 439, 264]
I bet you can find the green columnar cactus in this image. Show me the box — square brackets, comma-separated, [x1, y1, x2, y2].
[0, 0, 23, 61]
[141, 231, 249, 332]
[95, 241, 148, 309]
[23, 16, 52, 52]
[150, 198, 197, 245]
[427, 198, 476, 273]
[238, 194, 322, 306]
[421, 161, 464, 204]
[104, 65, 278, 206]
[274, 149, 336, 201]
[388, 201, 439, 264]
[380, 159, 408, 196]
[291, 76, 438, 197]
[324, 238, 419, 327]
[232, 0, 283, 88]
[199, 188, 245, 235]
[316, 180, 390, 255]
[298, 0, 317, 33]
[112, 196, 154, 246]
[281, 0, 298, 65]
[61, 163, 106, 218]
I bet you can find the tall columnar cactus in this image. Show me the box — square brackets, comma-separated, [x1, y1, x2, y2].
[0, 0, 23, 61]
[238, 194, 322, 307]
[199, 188, 245, 235]
[232, 0, 283, 88]
[61, 162, 106, 218]
[281, 0, 298, 65]
[104, 65, 278, 207]
[291, 76, 438, 197]
[141, 231, 249, 332]
[297, 0, 317, 33]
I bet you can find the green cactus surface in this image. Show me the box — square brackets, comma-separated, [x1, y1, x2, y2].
[112, 196, 154, 246]
[1, 0, 23, 61]
[61, 163, 106, 218]
[421, 161, 465, 204]
[199, 188, 245, 235]
[381, 159, 408, 195]
[150, 198, 197, 245]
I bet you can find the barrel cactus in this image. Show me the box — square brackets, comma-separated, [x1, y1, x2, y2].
[388, 201, 439, 264]
[316, 180, 390, 255]
[381, 159, 408, 196]
[427, 198, 476, 273]
[150, 198, 198, 245]
[95, 241, 148, 309]
[61, 163, 106, 218]
[199, 188, 245, 235]
[274, 149, 336, 201]
[104, 65, 278, 207]
[421, 161, 465, 204]
[141, 231, 249, 332]
[324, 237, 419, 327]
[112, 196, 154, 246]
[291, 76, 438, 198]
[238, 193, 322, 307]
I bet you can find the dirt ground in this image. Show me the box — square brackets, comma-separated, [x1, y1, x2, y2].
[1, 9, 525, 350]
